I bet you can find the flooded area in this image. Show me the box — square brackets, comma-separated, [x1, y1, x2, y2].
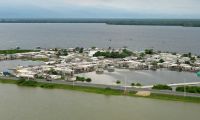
[0, 60, 44, 72]
[79, 69, 200, 85]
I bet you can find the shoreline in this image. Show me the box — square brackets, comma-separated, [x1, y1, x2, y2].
[0, 19, 200, 27]
[1, 78, 200, 103]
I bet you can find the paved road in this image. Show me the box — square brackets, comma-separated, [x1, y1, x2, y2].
[142, 82, 200, 88]
[1, 76, 200, 98]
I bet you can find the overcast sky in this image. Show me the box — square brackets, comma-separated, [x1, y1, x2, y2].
[0, 0, 200, 18]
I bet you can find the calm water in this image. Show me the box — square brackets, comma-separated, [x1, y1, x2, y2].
[0, 23, 200, 54]
[0, 84, 200, 120]
[79, 69, 200, 85]
[0, 60, 199, 85]
[0, 60, 44, 72]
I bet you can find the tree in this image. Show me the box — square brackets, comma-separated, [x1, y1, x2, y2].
[152, 84, 172, 90]
[145, 49, 154, 54]
[139, 52, 145, 58]
[62, 49, 68, 56]
[185, 61, 190, 65]
[136, 83, 142, 86]
[86, 78, 92, 82]
[159, 59, 165, 63]
[151, 61, 158, 66]
[131, 83, 135, 86]
[48, 68, 58, 75]
[91, 46, 96, 50]
[116, 80, 121, 84]
[79, 47, 84, 53]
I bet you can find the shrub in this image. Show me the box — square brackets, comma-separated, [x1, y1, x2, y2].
[40, 84, 55, 89]
[116, 80, 121, 84]
[86, 78, 92, 82]
[176, 86, 200, 94]
[152, 84, 172, 90]
[76, 76, 92, 82]
[136, 83, 142, 86]
[131, 83, 135, 86]
[159, 59, 165, 63]
[17, 80, 38, 87]
[76, 76, 85, 82]
[145, 49, 154, 54]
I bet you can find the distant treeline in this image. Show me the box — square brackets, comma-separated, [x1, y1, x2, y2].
[106, 19, 200, 27]
[1, 18, 200, 27]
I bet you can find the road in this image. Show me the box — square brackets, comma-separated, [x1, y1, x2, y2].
[1, 76, 200, 98]
[142, 82, 200, 88]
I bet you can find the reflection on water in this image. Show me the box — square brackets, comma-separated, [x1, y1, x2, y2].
[0, 60, 44, 72]
[79, 69, 200, 85]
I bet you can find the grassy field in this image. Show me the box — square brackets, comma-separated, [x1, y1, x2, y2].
[0, 49, 40, 54]
[23, 58, 49, 62]
[0, 78, 200, 103]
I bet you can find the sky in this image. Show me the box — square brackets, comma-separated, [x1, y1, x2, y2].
[0, 0, 200, 18]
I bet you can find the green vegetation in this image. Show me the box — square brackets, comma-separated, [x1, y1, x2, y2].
[116, 80, 121, 84]
[17, 79, 38, 87]
[74, 47, 84, 53]
[152, 84, 172, 90]
[48, 68, 59, 75]
[106, 19, 200, 27]
[24, 58, 49, 62]
[56, 49, 68, 57]
[176, 86, 200, 94]
[150, 93, 200, 103]
[145, 49, 154, 54]
[0, 49, 40, 54]
[131, 83, 135, 86]
[131, 83, 142, 86]
[185, 61, 191, 65]
[190, 57, 196, 63]
[0, 78, 200, 103]
[136, 83, 142, 86]
[139, 52, 145, 59]
[159, 59, 165, 63]
[93, 49, 133, 58]
[151, 61, 158, 66]
[182, 52, 192, 58]
[86, 78, 92, 82]
[91, 46, 96, 50]
[79, 48, 84, 53]
[1, 19, 200, 27]
[76, 76, 92, 82]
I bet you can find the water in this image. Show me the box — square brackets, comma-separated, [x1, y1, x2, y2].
[0, 60, 44, 72]
[0, 60, 199, 86]
[79, 69, 200, 85]
[0, 23, 200, 54]
[0, 84, 199, 120]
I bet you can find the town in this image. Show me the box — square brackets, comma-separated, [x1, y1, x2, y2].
[1, 47, 200, 84]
